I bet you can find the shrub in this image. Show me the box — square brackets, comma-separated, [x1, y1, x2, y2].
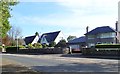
[49, 41, 56, 47]
[33, 43, 42, 48]
[28, 44, 35, 49]
[42, 44, 48, 48]
[81, 47, 119, 56]
[95, 44, 120, 48]
[55, 39, 67, 48]
[0, 46, 2, 52]
[0, 46, 2, 49]
[19, 45, 26, 49]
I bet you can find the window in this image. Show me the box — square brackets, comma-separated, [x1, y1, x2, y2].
[97, 32, 115, 38]
[41, 36, 47, 44]
[88, 35, 95, 39]
[88, 43, 95, 47]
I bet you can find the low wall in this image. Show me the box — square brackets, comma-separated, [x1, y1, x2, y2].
[81, 48, 119, 56]
[17, 48, 69, 54]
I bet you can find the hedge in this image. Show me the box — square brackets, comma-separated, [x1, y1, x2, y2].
[81, 48, 119, 56]
[95, 44, 120, 48]
[19, 45, 26, 49]
[0, 46, 2, 52]
[0, 46, 2, 49]
[6, 46, 19, 53]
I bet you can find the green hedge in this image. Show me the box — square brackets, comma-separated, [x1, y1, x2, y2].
[81, 48, 119, 56]
[28, 44, 35, 49]
[95, 44, 120, 48]
[6, 46, 19, 53]
[0, 46, 2, 49]
[33, 43, 42, 48]
[19, 45, 26, 49]
[0, 46, 2, 52]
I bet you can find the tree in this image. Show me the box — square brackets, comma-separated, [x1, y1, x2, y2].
[67, 35, 76, 41]
[2, 35, 11, 46]
[0, 0, 18, 38]
[55, 39, 67, 48]
[35, 32, 39, 36]
[8, 26, 22, 46]
[49, 41, 56, 47]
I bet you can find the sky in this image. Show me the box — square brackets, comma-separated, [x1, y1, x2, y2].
[9, 0, 120, 39]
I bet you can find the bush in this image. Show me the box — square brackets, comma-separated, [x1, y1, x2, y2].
[49, 41, 56, 47]
[19, 45, 26, 49]
[42, 44, 48, 48]
[33, 43, 42, 48]
[55, 39, 67, 48]
[28, 44, 35, 49]
[95, 44, 120, 48]
[81, 47, 119, 56]
[0, 46, 2, 49]
[0, 46, 3, 52]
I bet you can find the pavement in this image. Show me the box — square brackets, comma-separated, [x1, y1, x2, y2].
[1, 53, 120, 73]
[1, 58, 39, 74]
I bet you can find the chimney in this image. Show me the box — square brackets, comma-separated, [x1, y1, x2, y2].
[115, 21, 118, 31]
[86, 26, 89, 33]
[86, 26, 89, 47]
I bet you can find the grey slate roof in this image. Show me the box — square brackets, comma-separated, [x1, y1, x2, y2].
[24, 35, 36, 45]
[39, 31, 60, 43]
[68, 36, 86, 44]
[85, 26, 115, 35]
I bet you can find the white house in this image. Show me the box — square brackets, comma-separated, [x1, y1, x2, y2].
[40, 31, 66, 45]
[24, 35, 39, 45]
[24, 31, 66, 45]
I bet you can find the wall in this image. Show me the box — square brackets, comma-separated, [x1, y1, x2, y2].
[17, 48, 69, 54]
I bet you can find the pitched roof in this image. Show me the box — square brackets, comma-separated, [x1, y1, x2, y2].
[85, 26, 115, 35]
[39, 31, 60, 43]
[24, 35, 36, 45]
[68, 36, 86, 44]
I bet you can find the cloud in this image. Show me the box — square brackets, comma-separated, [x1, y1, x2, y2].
[10, 0, 119, 37]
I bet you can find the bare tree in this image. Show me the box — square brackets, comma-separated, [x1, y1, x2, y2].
[15, 26, 21, 39]
[8, 26, 22, 46]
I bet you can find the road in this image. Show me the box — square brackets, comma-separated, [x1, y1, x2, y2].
[1, 53, 119, 72]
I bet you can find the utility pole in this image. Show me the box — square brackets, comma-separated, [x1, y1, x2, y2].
[86, 26, 89, 47]
[115, 21, 118, 44]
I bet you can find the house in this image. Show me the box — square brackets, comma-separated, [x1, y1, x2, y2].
[67, 36, 86, 52]
[85, 26, 117, 47]
[24, 35, 39, 45]
[39, 31, 66, 45]
[24, 31, 66, 45]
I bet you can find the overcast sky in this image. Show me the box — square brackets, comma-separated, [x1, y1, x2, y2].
[9, 0, 120, 38]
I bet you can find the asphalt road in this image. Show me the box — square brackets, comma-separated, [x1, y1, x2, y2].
[1, 53, 119, 72]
